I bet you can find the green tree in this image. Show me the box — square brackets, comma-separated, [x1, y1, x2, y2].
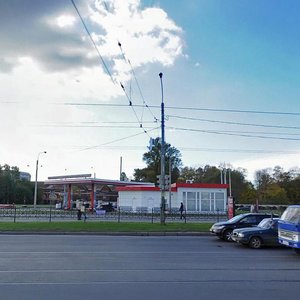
[179, 165, 253, 204]
[0, 164, 20, 203]
[239, 182, 257, 204]
[0, 164, 34, 204]
[263, 183, 288, 204]
[133, 137, 182, 183]
[120, 172, 129, 181]
[285, 177, 300, 204]
[255, 168, 273, 203]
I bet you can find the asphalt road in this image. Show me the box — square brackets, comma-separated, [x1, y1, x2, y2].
[0, 235, 299, 300]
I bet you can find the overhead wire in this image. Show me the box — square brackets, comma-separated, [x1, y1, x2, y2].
[70, 0, 115, 84]
[70, 145, 300, 154]
[168, 114, 300, 130]
[70, 0, 151, 138]
[38, 125, 157, 129]
[77, 126, 159, 152]
[38, 121, 156, 124]
[167, 126, 300, 141]
[102, 0, 158, 124]
[25, 120, 300, 136]
[118, 41, 159, 123]
[61, 102, 300, 116]
[2, 100, 300, 117]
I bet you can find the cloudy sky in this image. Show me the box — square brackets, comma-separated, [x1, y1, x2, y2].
[1, 0, 300, 182]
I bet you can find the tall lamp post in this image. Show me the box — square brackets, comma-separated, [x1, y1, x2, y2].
[159, 72, 166, 225]
[34, 151, 47, 209]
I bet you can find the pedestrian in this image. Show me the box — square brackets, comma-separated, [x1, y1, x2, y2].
[77, 209, 82, 220]
[179, 202, 185, 219]
[81, 204, 87, 222]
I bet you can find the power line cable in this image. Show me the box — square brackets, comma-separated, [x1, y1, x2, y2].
[70, 0, 151, 138]
[167, 126, 300, 141]
[101, 1, 158, 123]
[77, 126, 159, 152]
[61, 102, 300, 116]
[39, 121, 156, 124]
[37, 125, 157, 129]
[2, 99, 300, 117]
[64, 144, 300, 155]
[168, 114, 300, 130]
[70, 0, 115, 84]
[118, 41, 159, 123]
[164, 106, 300, 116]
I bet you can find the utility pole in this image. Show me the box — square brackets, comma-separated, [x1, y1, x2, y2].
[34, 151, 47, 209]
[228, 168, 232, 197]
[120, 156, 123, 181]
[159, 72, 166, 225]
[169, 158, 172, 212]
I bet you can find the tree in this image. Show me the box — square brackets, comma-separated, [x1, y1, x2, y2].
[285, 177, 300, 204]
[0, 164, 20, 203]
[263, 183, 288, 204]
[0, 164, 34, 204]
[133, 137, 182, 183]
[120, 172, 129, 181]
[178, 165, 253, 204]
[239, 182, 257, 204]
[254, 168, 273, 203]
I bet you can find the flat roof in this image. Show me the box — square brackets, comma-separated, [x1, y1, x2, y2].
[44, 177, 154, 186]
[117, 183, 229, 192]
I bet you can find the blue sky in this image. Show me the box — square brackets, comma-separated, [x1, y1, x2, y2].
[158, 0, 300, 106]
[0, 0, 299, 182]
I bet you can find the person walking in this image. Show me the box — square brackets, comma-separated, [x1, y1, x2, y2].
[179, 202, 185, 220]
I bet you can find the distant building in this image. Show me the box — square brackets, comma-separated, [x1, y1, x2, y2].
[20, 172, 31, 181]
[117, 183, 229, 213]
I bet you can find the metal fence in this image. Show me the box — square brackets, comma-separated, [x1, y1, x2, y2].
[0, 207, 228, 223]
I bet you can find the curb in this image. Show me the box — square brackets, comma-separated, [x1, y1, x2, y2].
[0, 231, 211, 236]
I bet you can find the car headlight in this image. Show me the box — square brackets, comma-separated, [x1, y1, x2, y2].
[292, 234, 299, 242]
[238, 232, 245, 237]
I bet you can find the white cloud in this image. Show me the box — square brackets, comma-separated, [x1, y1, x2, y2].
[56, 15, 76, 28]
[0, 0, 184, 181]
[89, 0, 183, 74]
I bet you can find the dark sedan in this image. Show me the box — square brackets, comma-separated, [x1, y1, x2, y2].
[231, 218, 280, 249]
[210, 213, 278, 241]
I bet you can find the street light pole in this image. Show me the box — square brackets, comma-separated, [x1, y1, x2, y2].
[34, 151, 47, 209]
[159, 72, 166, 225]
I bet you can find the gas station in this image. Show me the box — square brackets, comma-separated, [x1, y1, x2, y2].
[43, 174, 151, 210]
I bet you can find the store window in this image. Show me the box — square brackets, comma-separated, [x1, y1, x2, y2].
[201, 192, 210, 211]
[210, 193, 215, 211]
[187, 192, 196, 211]
[215, 192, 225, 211]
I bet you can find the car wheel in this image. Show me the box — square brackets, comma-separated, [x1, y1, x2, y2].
[223, 229, 233, 242]
[249, 236, 262, 249]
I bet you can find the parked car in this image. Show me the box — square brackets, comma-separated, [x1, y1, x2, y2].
[97, 203, 115, 212]
[210, 213, 278, 241]
[231, 218, 280, 249]
[235, 205, 251, 212]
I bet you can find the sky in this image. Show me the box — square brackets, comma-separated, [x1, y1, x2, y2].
[0, 0, 300, 183]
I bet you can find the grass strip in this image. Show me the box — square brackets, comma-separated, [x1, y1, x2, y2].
[0, 222, 212, 232]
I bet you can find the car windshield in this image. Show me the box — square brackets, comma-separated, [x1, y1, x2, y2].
[258, 218, 278, 229]
[281, 207, 300, 224]
[227, 214, 246, 223]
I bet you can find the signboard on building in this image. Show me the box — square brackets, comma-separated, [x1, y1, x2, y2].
[227, 196, 234, 219]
